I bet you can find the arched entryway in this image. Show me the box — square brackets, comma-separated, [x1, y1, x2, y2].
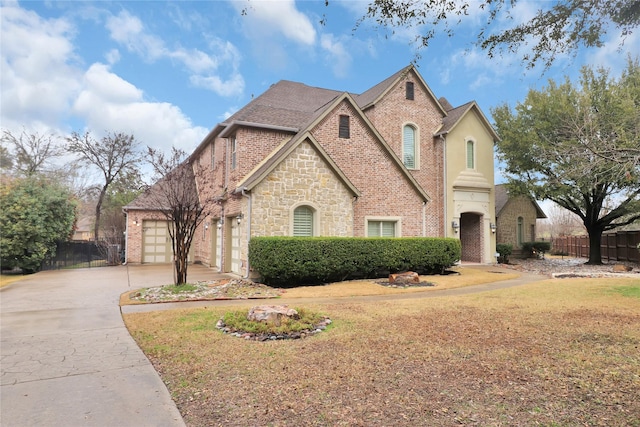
[460, 212, 483, 263]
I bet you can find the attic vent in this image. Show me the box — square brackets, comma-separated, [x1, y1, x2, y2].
[339, 115, 350, 139]
[406, 82, 414, 100]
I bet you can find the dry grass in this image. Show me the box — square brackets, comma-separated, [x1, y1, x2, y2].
[124, 277, 640, 427]
[280, 267, 519, 298]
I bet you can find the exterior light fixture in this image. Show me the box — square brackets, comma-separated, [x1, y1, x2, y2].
[236, 214, 243, 225]
[204, 222, 209, 230]
[490, 223, 496, 233]
[217, 220, 223, 229]
[451, 221, 459, 233]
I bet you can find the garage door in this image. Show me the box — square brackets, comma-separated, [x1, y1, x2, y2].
[142, 220, 172, 263]
[230, 222, 241, 274]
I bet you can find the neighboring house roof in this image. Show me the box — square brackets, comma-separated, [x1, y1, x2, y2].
[436, 97, 500, 142]
[495, 184, 547, 219]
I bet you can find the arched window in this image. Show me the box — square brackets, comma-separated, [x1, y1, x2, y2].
[466, 139, 475, 169]
[403, 125, 417, 169]
[517, 216, 524, 247]
[293, 206, 314, 237]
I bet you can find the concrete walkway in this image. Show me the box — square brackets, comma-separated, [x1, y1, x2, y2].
[2, 263, 546, 426]
[0, 264, 216, 427]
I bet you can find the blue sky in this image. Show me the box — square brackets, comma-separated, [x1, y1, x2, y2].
[2, 0, 638, 172]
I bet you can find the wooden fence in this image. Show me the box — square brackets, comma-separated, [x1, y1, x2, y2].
[552, 231, 640, 263]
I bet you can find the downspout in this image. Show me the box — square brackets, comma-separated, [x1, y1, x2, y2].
[241, 187, 252, 279]
[440, 134, 448, 237]
[122, 210, 128, 265]
[422, 201, 427, 236]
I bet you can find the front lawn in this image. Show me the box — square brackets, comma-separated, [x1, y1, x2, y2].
[124, 277, 640, 426]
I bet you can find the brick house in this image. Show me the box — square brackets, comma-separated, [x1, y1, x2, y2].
[495, 184, 547, 256]
[124, 65, 500, 273]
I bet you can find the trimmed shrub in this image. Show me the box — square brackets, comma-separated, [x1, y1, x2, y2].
[496, 243, 513, 264]
[249, 237, 461, 286]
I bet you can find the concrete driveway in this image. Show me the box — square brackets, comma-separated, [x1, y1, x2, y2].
[1, 264, 220, 427]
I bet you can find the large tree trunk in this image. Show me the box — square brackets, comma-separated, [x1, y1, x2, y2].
[586, 226, 603, 265]
[94, 185, 108, 243]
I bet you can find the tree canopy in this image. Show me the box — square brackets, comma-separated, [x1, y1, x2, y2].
[0, 176, 77, 273]
[354, 0, 640, 69]
[492, 59, 640, 264]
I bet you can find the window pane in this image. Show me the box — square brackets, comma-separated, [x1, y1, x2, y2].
[339, 115, 350, 139]
[368, 221, 380, 237]
[293, 206, 313, 237]
[466, 140, 474, 169]
[406, 82, 414, 100]
[367, 221, 396, 237]
[403, 126, 415, 168]
[381, 221, 395, 237]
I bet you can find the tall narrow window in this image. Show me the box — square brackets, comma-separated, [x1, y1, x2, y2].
[339, 115, 350, 139]
[405, 81, 414, 100]
[403, 125, 416, 169]
[211, 141, 216, 169]
[293, 206, 314, 237]
[466, 140, 475, 169]
[517, 217, 524, 247]
[367, 221, 396, 237]
[230, 136, 237, 170]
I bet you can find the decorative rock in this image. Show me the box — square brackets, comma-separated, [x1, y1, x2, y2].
[613, 264, 633, 272]
[247, 305, 299, 326]
[389, 271, 420, 284]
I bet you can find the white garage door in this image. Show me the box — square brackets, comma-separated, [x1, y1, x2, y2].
[231, 222, 241, 274]
[142, 220, 172, 263]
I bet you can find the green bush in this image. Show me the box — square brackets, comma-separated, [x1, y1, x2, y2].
[496, 243, 513, 264]
[521, 241, 552, 259]
[249, 237, 461, 286]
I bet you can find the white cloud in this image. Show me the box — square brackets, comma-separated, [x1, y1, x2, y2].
[587, 28, 640, 76]
[1, 3, 208, 154]
[320, 33, 352, 78]
[73, 63, 209, 152]
[232, 0, 316, 45]
[0, 2, 81, 131]
[105, 10, 244, 97]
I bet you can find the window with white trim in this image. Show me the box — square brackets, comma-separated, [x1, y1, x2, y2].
[466, 139, 475, 169]
[517, 216, 524, 247]
[403, 125, 417, 169]
[293, 206, 314, 237]
[367, 220, 397, 237]
[230, 136, 237, 170]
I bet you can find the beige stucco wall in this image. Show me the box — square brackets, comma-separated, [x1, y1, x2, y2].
[444, 108, 497, 263]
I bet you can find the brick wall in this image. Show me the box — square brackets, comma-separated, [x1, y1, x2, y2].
[362, 70, 445, 236]
[311, 100, 426, 236]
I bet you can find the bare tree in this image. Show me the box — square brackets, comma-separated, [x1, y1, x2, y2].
[67, 131, 141, 243]
[1, 129, 62, 176]
[144, 147, 212, 285]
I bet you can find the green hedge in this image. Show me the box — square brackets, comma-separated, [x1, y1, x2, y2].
[249, 237, 461, 286]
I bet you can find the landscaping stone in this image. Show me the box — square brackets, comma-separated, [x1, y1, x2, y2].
[247, 305, 299, 326]
[389, 271, 420, 284]
[613, 264, 633, 272]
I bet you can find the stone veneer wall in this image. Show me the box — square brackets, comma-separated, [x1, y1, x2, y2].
[250, 140, 354, 237]
[496, 196, 539, 252]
